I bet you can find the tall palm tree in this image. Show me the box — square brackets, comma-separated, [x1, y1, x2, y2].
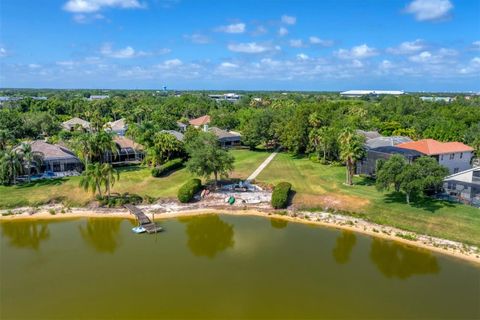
[0, 149, 22, 185]
[101, 163, 119, 199]
[338, 128, 365, 186]
[19, 143, 43, 183]
[0, 130, 13, 151]
[92, 132, 117, 163]
[79, 163, 104, 198]
[72, 133, 93, 167]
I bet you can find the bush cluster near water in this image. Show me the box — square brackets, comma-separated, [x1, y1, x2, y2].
[271, 182, 292, 209]
[97, 193, 143, 207]
[178, 179, 202, 203]
[151, 158, 184, 177]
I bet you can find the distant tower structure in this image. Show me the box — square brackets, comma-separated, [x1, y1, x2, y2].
[163, 85, 167, 92]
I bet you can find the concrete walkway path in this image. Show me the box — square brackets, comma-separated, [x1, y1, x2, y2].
[246, 150, 279, 181]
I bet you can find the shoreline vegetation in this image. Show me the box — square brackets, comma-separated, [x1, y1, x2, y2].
[1, 204, 479, 265]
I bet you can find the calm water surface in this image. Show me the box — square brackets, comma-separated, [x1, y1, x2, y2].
[1, 214, 479, 319]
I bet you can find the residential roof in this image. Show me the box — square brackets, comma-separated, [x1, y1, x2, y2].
[356, 130, 382, 140]
[161, 130, 184, 141]
[209, 127, 241, 141]
[340, 90, 404, 96]
[113, 136, 143, 151]
[369, 146, 423, 158]
[105, 118, 127, 131]
[366, 136, 412, 149]
[20, 140, 79, 161]
[189, 115, 211, 126]
[62, 117, 90, 129]
[397, 139, 474, 155]
[444, 166, 480, 182]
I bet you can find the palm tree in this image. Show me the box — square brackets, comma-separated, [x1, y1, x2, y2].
[0, 148, 22, 185]
[79, 163, 104, 197]
[19, 143, 43, 183]
[92, 132, 117, 163]
[72, 133, 93, 167]
[101, 163, 119, 199]
[0, 130, 13, 151]
[338, 128, 365, 186]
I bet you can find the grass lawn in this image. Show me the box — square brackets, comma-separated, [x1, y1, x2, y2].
[0, 149, 271, 209]
[257, 153, 480, 246]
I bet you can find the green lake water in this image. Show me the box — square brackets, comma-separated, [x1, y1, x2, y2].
[1, 214, 479, 319]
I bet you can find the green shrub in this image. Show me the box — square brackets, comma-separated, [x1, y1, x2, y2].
[271, 182, 292, 209]
[49, 209, 56, 215]
[178, 179, 202, 203]
[152, 158, 184, 177]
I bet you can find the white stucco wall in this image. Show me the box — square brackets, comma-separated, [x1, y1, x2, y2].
[438, 151, 473, 174]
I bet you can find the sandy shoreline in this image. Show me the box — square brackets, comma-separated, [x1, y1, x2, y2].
[1, 205, 479, 265]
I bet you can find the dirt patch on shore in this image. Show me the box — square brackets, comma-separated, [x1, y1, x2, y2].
[294, 193, 370, 212]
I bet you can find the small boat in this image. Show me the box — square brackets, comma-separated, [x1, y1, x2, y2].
[228, 196, 235, 205]
[132, 226, 146, 234]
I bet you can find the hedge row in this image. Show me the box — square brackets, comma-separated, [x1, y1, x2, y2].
[271, 182, 292, 209]
[152, 158, 184, 177]
[177, 179, 202, 203]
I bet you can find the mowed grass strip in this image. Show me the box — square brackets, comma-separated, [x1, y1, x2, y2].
[0, 149, 270, 209]
[257, 153, 480, 246]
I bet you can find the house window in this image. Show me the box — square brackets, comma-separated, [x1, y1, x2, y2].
[449, 153, 455, 160]
[460, 152, 463, 159]
[440, 155, 444, 161]
[454, 168, 459, 174]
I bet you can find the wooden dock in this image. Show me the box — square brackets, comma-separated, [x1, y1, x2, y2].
[125, 204, 163, 234]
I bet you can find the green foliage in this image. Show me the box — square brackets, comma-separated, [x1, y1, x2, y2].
[177, 178, 202, 203]
[376, 154, 407, 192]
[338, 128, 365, 185]
[185, 131, 235, 185]
[151, 158, 184, 177]
[145, 132, 184, 167]
[271, 182, 292, 209]
[396, 156, 449, 204]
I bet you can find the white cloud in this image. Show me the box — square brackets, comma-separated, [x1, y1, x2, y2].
[289, 39, 304, 48]
[296, 53, 309, 61]
[309, 36, 333, 47]
[100, 43, 157, 58]
[215, 23, 246, 34]
[184, 33, 210, 44]
[73, 13, 105, 23]
[278, 27, 288, 36]
[405, 0, 453, 21]
[63, 0, 145, 13]
[220, 62, 239, 68]
[459, 57, 480, 74]
[281, 15, 296, 25]
[252, 26, 268, 36]
[228, 42, 278, 54]
[163, 59, 182, 68]
[472, 41, 480, 50]
[0, 47, 7, 58]
[386, 39, 425, 54]
[28, 64, 41, 69]
[409, 48, 457, 63]
[335, 44, 378, 59]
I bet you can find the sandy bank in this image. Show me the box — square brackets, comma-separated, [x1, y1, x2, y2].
[1, 205, 479, 265]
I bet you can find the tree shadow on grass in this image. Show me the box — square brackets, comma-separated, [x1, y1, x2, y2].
[383, 192, 455, 213]
[117, 165, 144, 173]
[16, 178, 68, 189]
[355, 176, 376, 186]
[287, 190, 297, 207]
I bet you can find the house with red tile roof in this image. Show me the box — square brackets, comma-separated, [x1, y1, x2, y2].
[189, 115, 211, 128]
[397, 139, 474, 174]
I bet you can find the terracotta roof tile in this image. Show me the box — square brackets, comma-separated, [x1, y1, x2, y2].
[189, 115, 211, 126]
[397, 139, 474, 155]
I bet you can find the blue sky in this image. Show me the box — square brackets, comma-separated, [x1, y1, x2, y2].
[0, 0, 479, 91]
